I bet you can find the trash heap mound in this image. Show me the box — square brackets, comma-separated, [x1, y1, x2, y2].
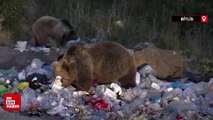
[0, 58, 212, 119]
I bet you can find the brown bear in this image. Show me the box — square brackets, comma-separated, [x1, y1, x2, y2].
[54, 41, 136, 91]
[32, 16, 78, 47]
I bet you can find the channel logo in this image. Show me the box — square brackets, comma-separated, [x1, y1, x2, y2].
[4, 94, 21, 111]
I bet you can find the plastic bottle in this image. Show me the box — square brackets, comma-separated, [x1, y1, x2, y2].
[21, 87, 39, 111]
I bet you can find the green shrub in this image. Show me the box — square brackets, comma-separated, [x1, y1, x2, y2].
[199, 58, 213, 77]
[0, 0, 24, 40]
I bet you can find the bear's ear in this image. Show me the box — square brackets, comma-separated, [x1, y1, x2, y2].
[60, 19, 74, 29]
[57, 54, 64, 61]
[66, 45, 82, 55]
[68, 30, 78, 40]
[61, 57, 77, 73]
[61, 59, 70, 72]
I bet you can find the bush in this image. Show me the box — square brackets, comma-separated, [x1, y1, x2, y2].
[0, 0, 24, 40]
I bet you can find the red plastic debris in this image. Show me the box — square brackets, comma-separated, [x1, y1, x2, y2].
[28, 104, 40, 109]
[86, 97, 111, 112]
[92, 78, 99, 85]
[176, 115, 185, 120]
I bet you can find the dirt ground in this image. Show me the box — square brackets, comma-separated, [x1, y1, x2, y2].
[0, 110, 62, 120]
[0, 45, 60, 71]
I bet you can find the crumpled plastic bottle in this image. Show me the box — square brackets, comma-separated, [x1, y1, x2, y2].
[182, 82, 208, 99]
[189, 95, 213, 115]
[21, 87, 39, 111]
[162, 88, 183, 102]
[138, 65, 156, 78]
[110, 83, 122, 95]
[37, 91, 59, 109]
[47, 98, 65, 115]
[95, 85, 117, 99]
[18, 69, 26, 81]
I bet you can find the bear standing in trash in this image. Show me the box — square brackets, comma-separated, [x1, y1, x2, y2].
[32, 16, 78, 47]
[55, 41, 137, 91]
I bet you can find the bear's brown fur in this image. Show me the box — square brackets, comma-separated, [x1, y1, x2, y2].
[32, 16, 78, 47]
[134, 46, 184, 79]
[55, 41, 136, 91]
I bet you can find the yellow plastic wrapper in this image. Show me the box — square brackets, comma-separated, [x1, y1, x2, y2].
[17, 82, 29, 91]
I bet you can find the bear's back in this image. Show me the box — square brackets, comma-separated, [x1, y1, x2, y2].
[86, 41, 135, 81]
[87, 41, 131, 58]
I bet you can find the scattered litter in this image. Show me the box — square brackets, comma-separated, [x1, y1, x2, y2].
[0, 58, 212, 119]
[135, 72, 141, 85]
[52, 76, 63, 91]
[151, 82, 161, 90]
[15, 41, 27, 52]
[138, 65, 155, 78]
[86, 97, 111, 112]
[110, 83, 122, 95]
[16, 82, 29, 91]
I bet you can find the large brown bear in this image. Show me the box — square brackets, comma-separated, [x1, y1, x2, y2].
[55, 41, 136, 91]
[32, 16, 78, 47]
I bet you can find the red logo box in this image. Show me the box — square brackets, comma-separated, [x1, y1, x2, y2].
[4, 94, 21, 111]
[201, 15, 208, 23]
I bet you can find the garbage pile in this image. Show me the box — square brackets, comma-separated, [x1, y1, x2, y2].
[0, 59, 212, 120]
[14, 41, 59, 53]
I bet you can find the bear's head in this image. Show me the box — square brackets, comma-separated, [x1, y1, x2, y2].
[54, 45, 93, 89]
